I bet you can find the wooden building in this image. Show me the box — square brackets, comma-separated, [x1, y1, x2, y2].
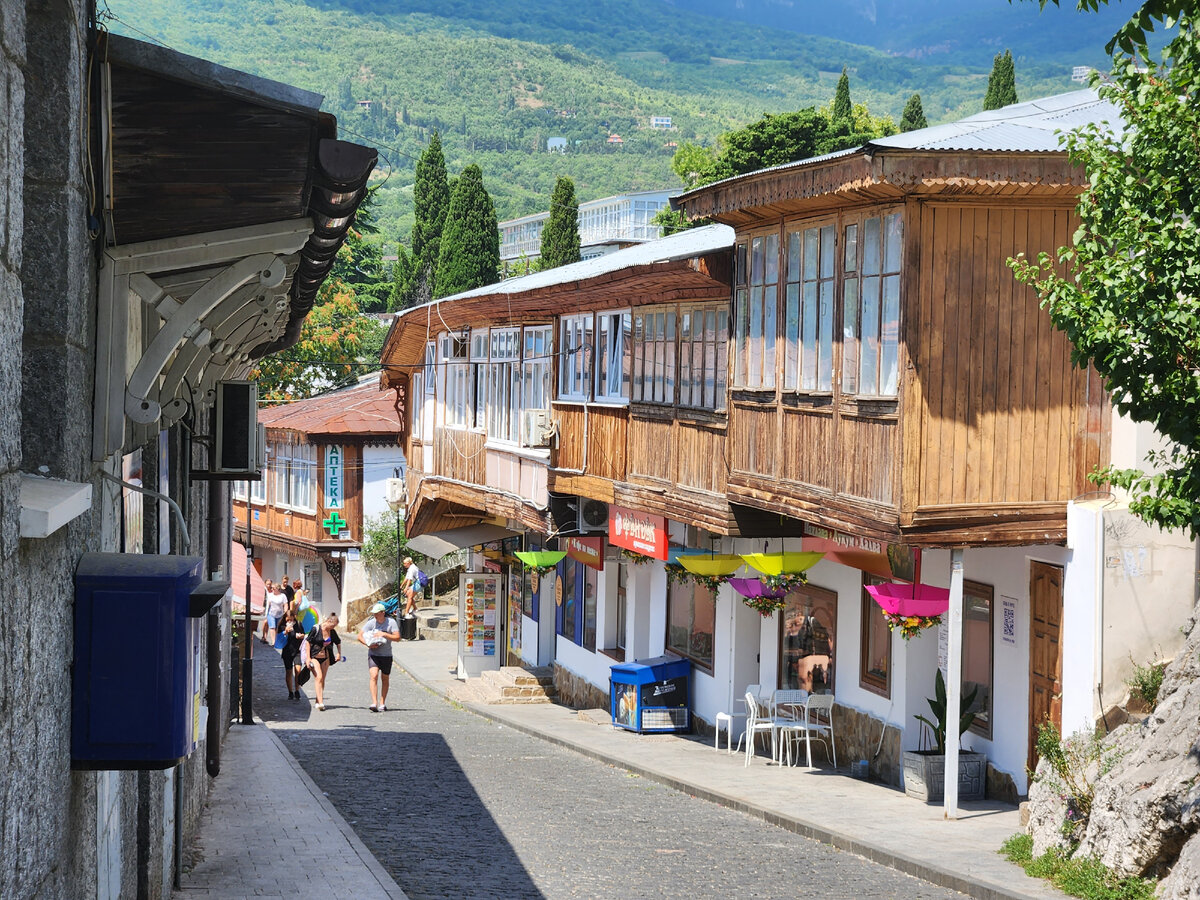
[232, 378, 406, 624]
[380, 90, 1195, 801]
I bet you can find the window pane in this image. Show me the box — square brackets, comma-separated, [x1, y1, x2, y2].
[736, 243, 748, 286]
[820, 225, 835, 279]
[861, 580, 891, 695]
[734, 288, 748, 387]
[963, 582, 993, 736]
[750, 236, 764, 285]
[880, 274, 901, 395]
[664, 311, 676, 403]
[784, 283, 800, 390]
[632, 314, 645, 401]
[803, 228, 819, 276]
[818, 280, 834, 392]
[764, 232, 779, 287]
[667, 580, 714, 668]
[748, 285, 763, 388]
[679, 311, 693, 403]
[884, 212, 903, 273]
[583, 567, 598, 651]
[863, 217, 881, 277]
[800, 281, 818, 390]
[842, 278, 859, 394]
[859, 276, 881, 394]
[762, 285, 776, 390]
[714, 310, 728, 410]
[787, 231, 802, 281]
[621, 312, 632, 400]
[560, 562, 577, 644]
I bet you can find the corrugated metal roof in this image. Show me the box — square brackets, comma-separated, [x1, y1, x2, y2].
[396, 223, 734, 316]
[259, 378, 402, 437]
[870, 89, 1121, 153]
[675, 89, 1121, 206]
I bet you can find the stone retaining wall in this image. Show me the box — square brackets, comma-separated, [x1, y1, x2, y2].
[553, 664, 609, 711]
[832, 704, 903, 786]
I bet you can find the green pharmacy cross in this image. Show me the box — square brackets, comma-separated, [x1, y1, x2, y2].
[322, 511, 348, 537]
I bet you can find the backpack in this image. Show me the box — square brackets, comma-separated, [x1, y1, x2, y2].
[415, 569, 429, 590]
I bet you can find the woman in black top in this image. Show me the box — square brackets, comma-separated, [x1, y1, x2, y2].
[305, 613, 342, 711]
[279, 610, 306, 699]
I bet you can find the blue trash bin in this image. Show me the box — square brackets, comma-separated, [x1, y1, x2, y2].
[610, 655, 690, 733]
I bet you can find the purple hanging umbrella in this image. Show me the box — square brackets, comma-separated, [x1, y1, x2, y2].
[728, 577, 787, 601]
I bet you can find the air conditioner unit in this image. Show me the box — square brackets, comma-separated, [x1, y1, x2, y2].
[577, 498, 609, 534]
[213, 381, 259, 476]
[522, 409, 551, 448]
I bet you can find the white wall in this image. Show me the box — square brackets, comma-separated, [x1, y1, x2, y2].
[362, 444, 405, 521]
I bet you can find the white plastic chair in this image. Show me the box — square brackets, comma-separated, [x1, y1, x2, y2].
[799, 693, 837, 769]
[726, 684, 762, 756]
[770, 689, 810, 766]
[742, 690, 777, 767]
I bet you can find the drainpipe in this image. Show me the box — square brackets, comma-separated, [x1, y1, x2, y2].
[206, 479, 225, 776]
[944, 548, 964, 821]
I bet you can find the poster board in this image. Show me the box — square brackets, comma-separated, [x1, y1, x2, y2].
[458, 572, 502, 679]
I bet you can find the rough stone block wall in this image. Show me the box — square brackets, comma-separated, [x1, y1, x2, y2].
[552, 663, 610, 711]
[833, 704, 902, 786]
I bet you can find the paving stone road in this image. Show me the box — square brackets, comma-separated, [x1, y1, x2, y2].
[256, 643, 966, 900]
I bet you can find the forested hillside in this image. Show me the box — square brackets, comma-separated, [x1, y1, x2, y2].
[109, 0, 1095, 247]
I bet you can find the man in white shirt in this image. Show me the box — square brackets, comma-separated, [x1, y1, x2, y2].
[358, 602, 400, 712]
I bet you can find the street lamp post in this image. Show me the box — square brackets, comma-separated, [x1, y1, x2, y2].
[387, 468, 405, 613]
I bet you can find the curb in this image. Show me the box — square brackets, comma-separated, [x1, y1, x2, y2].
[395, 659, 1056, 900]
[257, 719, 410, 900]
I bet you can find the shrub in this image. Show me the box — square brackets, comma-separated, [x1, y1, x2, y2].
[1124, 657, 1166, 709]
[1032, 723, 1121, 846]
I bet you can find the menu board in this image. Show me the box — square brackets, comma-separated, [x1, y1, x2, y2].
[461, 573, 498, 657]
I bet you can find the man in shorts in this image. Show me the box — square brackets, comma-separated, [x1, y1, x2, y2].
[358, 601, 400, 712]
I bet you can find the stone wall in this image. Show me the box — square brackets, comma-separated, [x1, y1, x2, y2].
[553, 664, 610, 711]
[833, 703, 903, 786]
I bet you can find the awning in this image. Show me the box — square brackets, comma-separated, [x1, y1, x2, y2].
[407, 524, 517, 559]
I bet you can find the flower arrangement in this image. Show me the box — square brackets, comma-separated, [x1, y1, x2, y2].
[761, 571, 807, 594]
[689, 572, 728, 594]
[619, 548, 653, 565]
[741, 593, 787, 617]
[883, 609, 942, 640]
[665, 563, 690, 587]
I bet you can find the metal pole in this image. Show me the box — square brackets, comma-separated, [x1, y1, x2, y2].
[242, 481, 253, 724]
[944, 548, 964, 820]
[400, 468, 410, 624]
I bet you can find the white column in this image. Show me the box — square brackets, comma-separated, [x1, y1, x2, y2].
[944, 548, 964, 820]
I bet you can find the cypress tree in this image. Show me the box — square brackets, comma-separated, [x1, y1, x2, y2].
[435, 164, 500, 299]
[899, 93, 928, 132]
[538, 176, 581, 270]
[408, 131, 450, 304]
[831, 67, 852, 123]
[984, 50, 1018, 110]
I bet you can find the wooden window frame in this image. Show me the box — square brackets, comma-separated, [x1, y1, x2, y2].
[678, 301, 729, 412]
[840, 207, 903, 399]
[731, 229, 779, 391]
[859, 574, 891, 697]
[557, 314, 593, 403]
[783, 217, 838, 395]
[594, 310, 632, 404]
[665, 578, 716, 673]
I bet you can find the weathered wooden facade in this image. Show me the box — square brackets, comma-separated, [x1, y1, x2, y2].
[678, 147, 1107, 547]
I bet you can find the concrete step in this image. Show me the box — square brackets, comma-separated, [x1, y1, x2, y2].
[414, 606, 457, 642]
[469, 666, 558, 705]
[480, 666, 555, 689]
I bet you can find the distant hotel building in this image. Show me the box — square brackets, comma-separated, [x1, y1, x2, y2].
[498, 188, 677, 271]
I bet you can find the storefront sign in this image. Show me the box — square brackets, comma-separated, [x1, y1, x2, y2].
[802, 525, 918, 582]
[324, 444, 343, 509]
[608, 506, 667, 560]
[564, 535, 604, 570]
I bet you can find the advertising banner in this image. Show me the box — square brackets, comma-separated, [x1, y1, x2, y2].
[564, 535, 604, 570]
[608, 506, 667, 560]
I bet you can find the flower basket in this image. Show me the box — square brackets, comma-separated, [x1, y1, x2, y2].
[728, 577, 788, 617]
[739, 551, 825, 577]
[760, 571, 808, 594]
[665, 564, 690, 587]
[864, 582, 949, 640]
[514, 550, 567, 575]
[882, 610, 943, 640]
[689, 572, 729, 594]
[619, 548, 653, 565]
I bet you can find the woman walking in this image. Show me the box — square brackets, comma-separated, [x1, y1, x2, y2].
[303, 613, 342, 711]
[279, 609, 306, 699]
[264, 580, 288, 646]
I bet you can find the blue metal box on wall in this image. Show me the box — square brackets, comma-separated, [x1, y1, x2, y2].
[610, 655, 690, 733]
[72, 553, 221, 770]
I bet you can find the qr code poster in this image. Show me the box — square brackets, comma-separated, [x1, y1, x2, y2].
[1001, 596, 1018, 646]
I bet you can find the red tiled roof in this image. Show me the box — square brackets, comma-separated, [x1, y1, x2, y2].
[259, 379, 403, 437]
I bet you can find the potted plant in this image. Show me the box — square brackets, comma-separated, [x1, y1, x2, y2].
[902, 669, 987, 802]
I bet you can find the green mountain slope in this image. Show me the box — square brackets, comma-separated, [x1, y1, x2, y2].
[108, 0, 1098, 246]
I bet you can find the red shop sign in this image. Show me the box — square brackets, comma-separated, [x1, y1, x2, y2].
[564, 535, 605, 570]
[608, 506, 667, 560]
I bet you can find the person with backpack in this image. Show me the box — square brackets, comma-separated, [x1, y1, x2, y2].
[358, 602, 400, 711]
[402, 556, 425, 617]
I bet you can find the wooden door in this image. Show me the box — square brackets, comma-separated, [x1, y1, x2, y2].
[1028, 561, 1063, 770]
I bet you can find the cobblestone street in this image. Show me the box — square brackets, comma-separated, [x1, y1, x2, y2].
[255, 643, 965, 900]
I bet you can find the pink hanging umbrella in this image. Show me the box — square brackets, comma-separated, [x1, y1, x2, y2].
[864, 582, 950, 618]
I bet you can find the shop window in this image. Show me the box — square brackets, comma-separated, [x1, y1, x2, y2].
[615, 564, 626, 654]
[963, 580, 994, 738]
[558, 559, 578, 644]
[779, 583, 837, 693]
[667, 579, 715, 670]
[860, 574, 891, 696]
[582, 565, 599, 651]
